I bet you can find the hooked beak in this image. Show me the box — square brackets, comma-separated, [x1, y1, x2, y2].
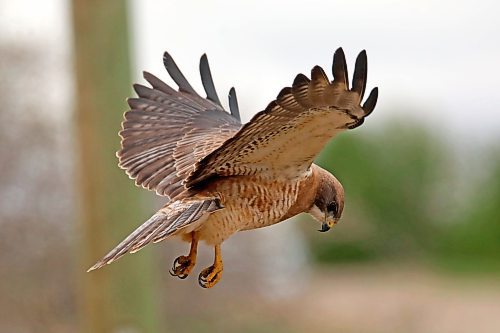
[318, 215, 336, 233]
[318, 222, 331, 232]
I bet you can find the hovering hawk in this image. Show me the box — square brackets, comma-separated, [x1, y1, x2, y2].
[88, 48, 378, 288]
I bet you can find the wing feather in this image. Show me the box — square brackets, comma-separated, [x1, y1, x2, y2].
[199, 54, 223, 107]
[332, 47, 349, 88]
[362, 87, 379, 116]
[292, 74, 312, 108]
[352, 50, 367, 100]
[163, 51, 198, 95]
[118, 53, 241, 199]
[309, 66, 330, 105]
[186, 48, 378, 186]
[228, 87, 241, 122]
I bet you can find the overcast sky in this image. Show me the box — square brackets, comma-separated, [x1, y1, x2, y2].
[2, 0, 499, 147]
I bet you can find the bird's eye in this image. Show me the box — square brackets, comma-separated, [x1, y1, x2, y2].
[327, 202, 338, 215]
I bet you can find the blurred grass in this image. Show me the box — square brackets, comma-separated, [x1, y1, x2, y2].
[313, 241, 379, 263]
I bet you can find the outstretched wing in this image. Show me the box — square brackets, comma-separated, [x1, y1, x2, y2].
[118, 52, 241, 199]
[186, 48, 378, 186]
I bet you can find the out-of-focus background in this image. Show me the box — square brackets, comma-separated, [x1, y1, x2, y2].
[1, 0, 500, 332]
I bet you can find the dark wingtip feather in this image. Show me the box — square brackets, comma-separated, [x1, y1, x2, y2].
[228, 87, 241, 122]
[133, 83, 150, 97]
[132, 83, 141, 94]
[142, 71, 175, 95]
[199, 54, 222, 107]
[291, 74, 312, 107]
[163, 51, 197, 94]
[293, 73, 310, 87]
[332, 47, 349, 87]
[352, 50, 368, 100]
[127, 97, 146, 109]
[142, 71, 158, 88]
[362, 87, 378, 117]
[142, 71, 155, 82]
[126, 97, 134, 108]
[277, 87, 292, 100]
[311, 65, 328, 82]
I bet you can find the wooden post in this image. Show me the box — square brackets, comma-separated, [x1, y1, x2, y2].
[71, 1, 160, 331]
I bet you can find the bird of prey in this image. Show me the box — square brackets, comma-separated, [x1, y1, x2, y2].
[88, 48, 378, 288]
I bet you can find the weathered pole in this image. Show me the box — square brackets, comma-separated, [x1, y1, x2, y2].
[71, 1, 160, 331]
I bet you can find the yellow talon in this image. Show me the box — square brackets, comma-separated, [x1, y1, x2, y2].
[170, 232, 198, 279]
[198, 245, 223, 288]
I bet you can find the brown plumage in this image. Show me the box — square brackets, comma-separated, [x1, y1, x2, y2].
[88, 48, 378, 288]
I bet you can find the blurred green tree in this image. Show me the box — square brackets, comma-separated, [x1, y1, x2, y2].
[72, 1, 161, 332]
[435, 149, 500, 272]
[311, 120, 449, 263]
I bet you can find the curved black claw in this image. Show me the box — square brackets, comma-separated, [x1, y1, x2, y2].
[169, 255, 193, 280]
[198, 265, 222, 289]
[198, 266, 213, 288]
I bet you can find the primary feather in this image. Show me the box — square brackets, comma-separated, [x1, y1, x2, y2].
[186, 48, 378, 186]
[117, 55, 241, 199]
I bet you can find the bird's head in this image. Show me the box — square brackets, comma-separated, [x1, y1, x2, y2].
[308, 167, 345, 232]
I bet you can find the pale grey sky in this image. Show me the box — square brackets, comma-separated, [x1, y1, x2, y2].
[2, 0, 499, 146]
[129, 0, 500, 147]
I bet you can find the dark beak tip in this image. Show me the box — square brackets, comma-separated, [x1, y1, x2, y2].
[318, 223, 331, 233]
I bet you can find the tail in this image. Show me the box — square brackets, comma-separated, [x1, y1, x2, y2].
[87, 198, 222, 272]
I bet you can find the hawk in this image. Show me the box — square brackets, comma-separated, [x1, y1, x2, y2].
[88, 48, 378, 288]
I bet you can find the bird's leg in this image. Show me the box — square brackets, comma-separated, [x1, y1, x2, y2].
[198, 244, 223, 288]
[170, 232, 199, 279]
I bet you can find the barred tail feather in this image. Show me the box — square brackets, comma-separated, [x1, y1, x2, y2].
[87, 198, 222, 272]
